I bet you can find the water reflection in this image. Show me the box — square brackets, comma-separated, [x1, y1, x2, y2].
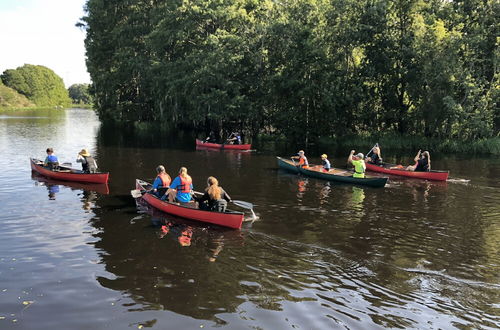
[93, 205, 246, 323]
[348, 187, 365, 214]
[31, 172, 110, 195]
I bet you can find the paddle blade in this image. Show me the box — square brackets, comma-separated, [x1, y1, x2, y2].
[130, 189, 143, 198]
[232, 200, 253, 209]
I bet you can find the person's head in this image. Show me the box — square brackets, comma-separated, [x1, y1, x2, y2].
[298, 150, 305, 156]
[354, 153, 364, 160]
[421, 151, 430, 159]
[46, 148, 54, 154]
[156, 165, 166, 174]
[207, 176, 219, 187]
[79, 149, 90, 157]
[179, 167, 188, 178]
[321, 154, 328, 160]
[373, 146, 380, 154]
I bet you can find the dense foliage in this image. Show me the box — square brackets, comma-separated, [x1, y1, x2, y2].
[68, 83, 93, 104]
[0, 80, 35, 108]
[81, 0, 499, 142]
[1, 64, 71, 107]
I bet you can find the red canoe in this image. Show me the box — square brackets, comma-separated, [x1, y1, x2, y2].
[135, 179, 244, 229]
[365, 163, 449, 181]
[31, 172, 110, 194]
[30, 158, 109, 184]
[195, 139, 252, 150]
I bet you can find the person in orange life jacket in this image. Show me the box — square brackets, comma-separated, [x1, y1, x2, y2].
[291, 150, 309, 168]
[320, 154, 331, 172]
[44, 147, 59, 170]
[152, 165, 172, 199]
[348, 150, 366, 178]
[168, 167, 194, 203]
[195, 176, 232, 212]
[406, 150, 431, 172]
[76, 149, 98, 173]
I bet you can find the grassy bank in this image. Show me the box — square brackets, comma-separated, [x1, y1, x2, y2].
[318, 135, 500, 155]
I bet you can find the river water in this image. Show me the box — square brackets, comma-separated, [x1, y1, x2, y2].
[0, 108, 498, 329]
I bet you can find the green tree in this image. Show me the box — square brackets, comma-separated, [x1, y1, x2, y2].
[1, 64, 71, 107]
[68, 83, 93, 104]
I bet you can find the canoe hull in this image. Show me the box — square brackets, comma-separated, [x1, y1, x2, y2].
[135, 179, 244, 229]
[277, 157, 388, 188]
[31, 172, 109, 194]
[365, 163, 449, 181]
[30, 158, 109, 184]
[196, 139, 252, 150]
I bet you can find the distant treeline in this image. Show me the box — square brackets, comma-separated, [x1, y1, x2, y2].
[80, 0, 499, 143]
[0, 64, 92, 108]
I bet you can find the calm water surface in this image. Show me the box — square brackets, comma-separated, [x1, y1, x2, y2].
[0, 109, 499, 329]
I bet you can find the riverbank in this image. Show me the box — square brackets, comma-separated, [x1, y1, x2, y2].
[0, 105, 93, 112]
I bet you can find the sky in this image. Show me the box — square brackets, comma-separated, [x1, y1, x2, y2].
[0, 0, 91, 87]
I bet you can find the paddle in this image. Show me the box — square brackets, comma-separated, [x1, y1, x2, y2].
[130, 189, 144, 198]
[232, 200, 257, 220]
[365, 143, 378, 159]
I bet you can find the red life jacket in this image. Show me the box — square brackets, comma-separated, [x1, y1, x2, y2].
[157, 173, 171, 187]
[177, 175, 192, 193]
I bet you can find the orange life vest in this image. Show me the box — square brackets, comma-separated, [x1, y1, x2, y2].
[157, 173, 171, 187]
[298, 156, 309, 168]
[177, 175, 192, 193]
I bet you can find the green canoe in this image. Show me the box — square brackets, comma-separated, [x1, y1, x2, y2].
[277, 157, 388, 188]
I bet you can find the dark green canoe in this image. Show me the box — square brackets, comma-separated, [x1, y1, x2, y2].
[277, 157, 388, 188]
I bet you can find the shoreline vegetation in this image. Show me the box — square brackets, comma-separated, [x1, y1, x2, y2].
[80, 0, 498, 151]
[0, 106, 497, 154]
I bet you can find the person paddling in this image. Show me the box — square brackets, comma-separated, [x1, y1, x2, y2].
[348, 150, 366, 178]
[151, 165, 171, 199]
[168, 167, 194, 203]
[406, 150, 431, 172]
[76, 149, 98, 173]
[196, 176, 232, 212]
[366, 146, 383, 165]
[44, 148, 59, 170]
[320, 154, 331, 172]
[292, 150, 309, 168]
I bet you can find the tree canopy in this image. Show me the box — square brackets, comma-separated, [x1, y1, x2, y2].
[81, 0, 499, 142]
[1, 64, 71, 107]
[68, 83, 93, 104]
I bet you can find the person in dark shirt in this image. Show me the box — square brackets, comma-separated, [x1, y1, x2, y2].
[406, 150, 431, 172]
[196, 176, 232, 212]
[366, 146, 383, 165]
[76, 149, 98, 173]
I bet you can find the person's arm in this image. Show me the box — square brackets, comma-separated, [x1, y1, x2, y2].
[222, 188, 231, 202]
[414, 150, 421, 163]
[169, 177, 180, 189]
[348, 150, 355, 164]
[152, 177, 161, 191]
